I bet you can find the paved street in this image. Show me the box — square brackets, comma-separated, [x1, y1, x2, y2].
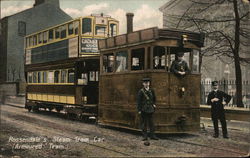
[1, 103, 250, 157]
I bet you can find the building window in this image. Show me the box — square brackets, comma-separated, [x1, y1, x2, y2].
[18, 21, 26, 36]
[116, 51, 128, 72]
[82, 18, 92, 35]
[131, 48, 145, 71]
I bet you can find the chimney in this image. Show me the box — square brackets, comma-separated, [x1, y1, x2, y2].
[126, 13, 134, 33]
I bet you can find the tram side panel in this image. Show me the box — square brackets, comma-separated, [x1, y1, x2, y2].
[153, 73, 201, 133]
[98, 72, 201, 133]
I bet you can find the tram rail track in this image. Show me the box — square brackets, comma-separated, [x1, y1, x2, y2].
[1, 103, 249, 157]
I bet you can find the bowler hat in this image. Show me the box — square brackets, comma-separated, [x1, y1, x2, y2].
[212, 81, 218, 86]
[142, 78, 151, 82]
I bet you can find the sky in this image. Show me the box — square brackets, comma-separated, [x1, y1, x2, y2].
[0, 0, 168, 34]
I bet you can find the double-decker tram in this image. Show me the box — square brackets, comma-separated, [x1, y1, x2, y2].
[24, 14, 119, 119]
[98, 27, 205, 133]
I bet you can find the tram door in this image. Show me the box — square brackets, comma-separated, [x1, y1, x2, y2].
[76, 59, 99, 105]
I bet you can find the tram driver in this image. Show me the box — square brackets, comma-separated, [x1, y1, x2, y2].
[170, 52, 190, 76]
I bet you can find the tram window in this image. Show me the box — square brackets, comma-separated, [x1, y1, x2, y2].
[95, 26, 106, 36]
[28, 72, 32, 83]
[43, 71, 47, 83]
[116, 51, 128, 72]
[68, 69, 75, 83]
[33, 72, 37, 83]
[131, 48, 145, 71]
[109, 24, 117, 37]
[103, 54, 114, 73]
[37, 72, 42, 83]
[55, 27, 60, 39]
[54, 70, 60, 83]
[82, 18, 92, 35]
[61, 70, 67, 83]
[183, 52, 190, 66]
[38, 33, 43, 44]
[61, 25, 66, 39]
[43, 31, 47, 43]
[89, 72, 95, 81]
[192, 50, 200, 73]
[68, 22, 73, 35]
[47, 71, 54, 83]
[74, 21, 79, 35]
[33, 35, 37, 46]
[48, 29, 54, 41]
[153, 46, 165, 69]
[29, 37, 33, 47]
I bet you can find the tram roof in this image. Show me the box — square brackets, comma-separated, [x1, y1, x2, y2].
[98, 27, 205, 52]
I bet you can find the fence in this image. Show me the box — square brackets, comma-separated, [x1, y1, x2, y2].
[201, 80, 250, 109]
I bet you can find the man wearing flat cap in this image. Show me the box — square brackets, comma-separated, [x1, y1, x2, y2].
[137, 78, 159, 141]
[170, 52, 190, 77]
[207, 81, 232, 138]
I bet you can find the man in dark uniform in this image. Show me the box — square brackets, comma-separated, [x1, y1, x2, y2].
[137, 78, 159, 141]
[170, 52, 190, 77]
[207, 81, 232, 138]
[170, 52, 190, 96]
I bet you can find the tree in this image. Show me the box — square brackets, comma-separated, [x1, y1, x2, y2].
[169, 0, 249, 107]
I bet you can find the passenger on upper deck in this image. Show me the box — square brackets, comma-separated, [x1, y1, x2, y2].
[170, 52, 190, 77]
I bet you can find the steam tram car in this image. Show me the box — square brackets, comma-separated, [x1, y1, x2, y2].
[25, 15, 205, 133]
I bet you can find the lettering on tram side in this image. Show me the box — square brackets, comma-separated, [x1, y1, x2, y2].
[8, 136, 105, 150]
[81, 38, 98, 53]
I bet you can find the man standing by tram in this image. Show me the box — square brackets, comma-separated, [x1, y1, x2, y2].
[137, 78, 159, 141]
[207, 81, 232, 138]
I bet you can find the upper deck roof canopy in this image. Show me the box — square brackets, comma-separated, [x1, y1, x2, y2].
[98, 27, 205, 52]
